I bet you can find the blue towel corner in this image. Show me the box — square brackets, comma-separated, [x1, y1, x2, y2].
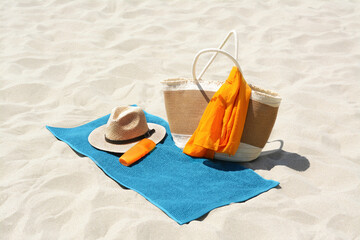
[46, 110, 279, 224]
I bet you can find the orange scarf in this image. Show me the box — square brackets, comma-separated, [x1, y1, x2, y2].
[183, 67, 251, 159]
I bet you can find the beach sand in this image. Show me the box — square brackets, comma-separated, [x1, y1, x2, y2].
[1, 0, 360, 239]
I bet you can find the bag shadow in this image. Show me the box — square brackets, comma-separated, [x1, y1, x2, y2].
[241, 140, 310, 172]
[205, 140, 310, 172]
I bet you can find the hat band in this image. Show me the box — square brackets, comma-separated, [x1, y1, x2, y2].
[104, 129, 155, 145]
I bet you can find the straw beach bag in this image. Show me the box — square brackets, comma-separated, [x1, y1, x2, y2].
[161, 31, 282, 162]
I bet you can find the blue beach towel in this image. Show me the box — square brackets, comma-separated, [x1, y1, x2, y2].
[46, 109, 279, 224]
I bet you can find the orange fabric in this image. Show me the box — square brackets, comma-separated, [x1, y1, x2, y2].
[119, 139, 156, 166]
[183, 67, 251, 158]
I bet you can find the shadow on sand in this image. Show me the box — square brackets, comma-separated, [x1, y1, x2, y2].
[192, 140, 309, 223]
[71, 138, 309, 224]
[203, 140, 310, 172]
[241, 140, 310, 172]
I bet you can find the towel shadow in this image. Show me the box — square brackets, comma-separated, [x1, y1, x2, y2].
[71, 148, 86, 157]
[193, 212, 210, 223]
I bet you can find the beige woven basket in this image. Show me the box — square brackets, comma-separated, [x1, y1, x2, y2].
[161, 31, 282, 162]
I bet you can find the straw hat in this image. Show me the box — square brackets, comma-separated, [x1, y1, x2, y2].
[88, 106, 166, 153]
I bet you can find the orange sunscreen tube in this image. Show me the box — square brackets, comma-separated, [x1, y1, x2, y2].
[119, 139, 156, 167]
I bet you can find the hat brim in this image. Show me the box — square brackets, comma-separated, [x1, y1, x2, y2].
[88, 123, 166, 153]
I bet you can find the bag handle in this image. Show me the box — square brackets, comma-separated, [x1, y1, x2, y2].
[192, 48, 242, 81]
[196, 30, 239, 81]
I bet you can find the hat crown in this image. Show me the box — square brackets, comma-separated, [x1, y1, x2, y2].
[105, 106, 149, 141]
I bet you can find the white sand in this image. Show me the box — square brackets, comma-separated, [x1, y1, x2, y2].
[1, 0, 360, 239]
